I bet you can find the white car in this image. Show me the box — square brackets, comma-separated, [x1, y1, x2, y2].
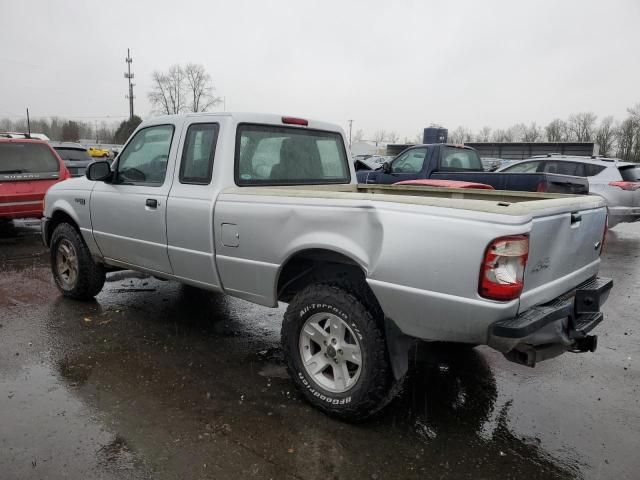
[499, 155, 640, 227]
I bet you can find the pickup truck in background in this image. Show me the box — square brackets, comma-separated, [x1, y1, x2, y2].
[356, 144, 590, 194]
[42, 113, 611, 420]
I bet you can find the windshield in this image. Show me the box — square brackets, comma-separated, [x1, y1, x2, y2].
[0, 142, 60, 174]
[439, 147, 483, 171]
[236, 124, 350, 185]
[54, 147, 92, 162]
[619, 165, 640, 181]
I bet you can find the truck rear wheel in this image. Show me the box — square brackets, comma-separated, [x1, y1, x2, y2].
[281, 283, 397, 420]
[50, 223, 105, 300]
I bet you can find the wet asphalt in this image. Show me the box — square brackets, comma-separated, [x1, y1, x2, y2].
[0, 220, 638, 480]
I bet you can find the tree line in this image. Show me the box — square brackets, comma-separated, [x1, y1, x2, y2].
[446, 104, 640, 161]
[0, 115, 142, 145]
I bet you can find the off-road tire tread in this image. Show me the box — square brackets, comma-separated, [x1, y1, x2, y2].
[50, 223, 105, 300]
[282, 283, 398, 421]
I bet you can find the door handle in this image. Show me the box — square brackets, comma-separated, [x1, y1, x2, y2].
[146, 198, 158, 209]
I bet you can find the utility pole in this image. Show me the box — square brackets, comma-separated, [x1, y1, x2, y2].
[348, 119, 353, 148]
[26, 108, 31, 137]
[124, 48, 135, 119]
[95, 120, 99, 143]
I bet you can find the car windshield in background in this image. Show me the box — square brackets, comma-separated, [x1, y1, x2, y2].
[236, 124, 350, 185]
[440, 147, 483, 171]
[619, 165, 640, 181]
[54, 147, 92, 162]
[0, 142, 60, 177]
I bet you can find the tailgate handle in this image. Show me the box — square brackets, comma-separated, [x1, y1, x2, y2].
[571, 212, 582, 224]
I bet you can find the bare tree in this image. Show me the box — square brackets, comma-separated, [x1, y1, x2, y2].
[449, 126, 473, 144]
[595, 116, 616, 157]
[616, 117, 636, 161]
[386, 131, 399, 143]
[477, 126, 492, 142]
[491, 129, 513, 142]
[149, 63, 219, 115]
[507, 123, 527, 142]
[522, 122, 542, 142]
[148, 70, 178, 115]
[352, 129, 364, 142]
[373, 129, 387, 145]
[184, 63, 220, 112]
[545, 119, 569, 142]
[568, 112, 597, 142]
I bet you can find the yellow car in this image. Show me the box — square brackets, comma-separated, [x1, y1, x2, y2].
[87, 146, 110, 158]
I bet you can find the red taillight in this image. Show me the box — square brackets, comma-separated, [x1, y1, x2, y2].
[536, 181, 547, 193]
[600, 216, 608, 256]
[479, 235, 529, 301]
[609, 181, 640, 191]
[282, 116, 308, 126]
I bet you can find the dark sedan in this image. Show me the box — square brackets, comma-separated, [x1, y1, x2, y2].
[49, 142, 93, 177]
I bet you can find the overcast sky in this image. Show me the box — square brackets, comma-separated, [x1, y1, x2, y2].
[1, 0, 638, 139]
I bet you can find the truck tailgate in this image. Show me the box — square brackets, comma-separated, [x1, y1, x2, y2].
[518, 205, 607, 313]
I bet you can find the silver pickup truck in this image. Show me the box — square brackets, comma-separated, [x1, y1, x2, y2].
[42, 113, 612, 420]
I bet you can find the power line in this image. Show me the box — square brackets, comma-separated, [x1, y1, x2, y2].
[124, 48, 135, 119]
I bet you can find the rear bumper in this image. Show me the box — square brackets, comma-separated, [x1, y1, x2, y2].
[608, 206, 640, 223]
[488, 277, 613, 366]
[0, 204, 44, 219]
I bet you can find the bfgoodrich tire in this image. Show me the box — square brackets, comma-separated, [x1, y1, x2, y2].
[281, 283, 397, 421]
[50, 223, 105, 300]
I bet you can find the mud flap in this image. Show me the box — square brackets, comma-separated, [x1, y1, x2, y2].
[385, 318, 415, 380]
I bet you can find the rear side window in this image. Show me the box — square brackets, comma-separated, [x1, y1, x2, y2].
[584, 164, 607, 177]
[0, 142, 60, 178]
[235, 124, 350, 185]
[440, 147, 483, 171]
[180, 123, 219, 184]
[619, 165, 640, 181]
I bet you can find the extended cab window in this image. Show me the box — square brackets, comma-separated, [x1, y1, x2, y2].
[236, 124, 350, 185]
[440, 147, 483, 171]
[116, 125, 174, 186]
[180, 123, 219, 184]
[391, 148, 427, 173]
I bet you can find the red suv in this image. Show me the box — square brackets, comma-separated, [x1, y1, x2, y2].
[0, 138, 71, 220]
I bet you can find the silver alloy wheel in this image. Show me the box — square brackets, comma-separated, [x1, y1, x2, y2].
[56, 239, 78, 289]
[299, 312, 363, 393]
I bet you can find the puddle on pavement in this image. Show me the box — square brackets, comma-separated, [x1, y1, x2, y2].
[3, 226, 639, 479]
[0, 361, 151, 479]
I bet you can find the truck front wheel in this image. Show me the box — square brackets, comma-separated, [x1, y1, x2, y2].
[50, 223, 105, 300]
[281, 284, 397, 420]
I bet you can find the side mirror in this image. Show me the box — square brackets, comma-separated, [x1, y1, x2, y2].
[382, 161, 392, 174]
[86, 161, 112, 182]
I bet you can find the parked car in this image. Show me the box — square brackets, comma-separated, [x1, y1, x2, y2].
[49, 141, 94, 177]
[87, 146, 110, 158]
[498, 155, 640, 227]
[357, 144, 589, 194]
[42, 113, 611, 420]
[1, 138, 70, 220]
[0, 131, 51, 141]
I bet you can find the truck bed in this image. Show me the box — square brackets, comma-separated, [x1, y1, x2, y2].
[222, 183, 605, 218]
